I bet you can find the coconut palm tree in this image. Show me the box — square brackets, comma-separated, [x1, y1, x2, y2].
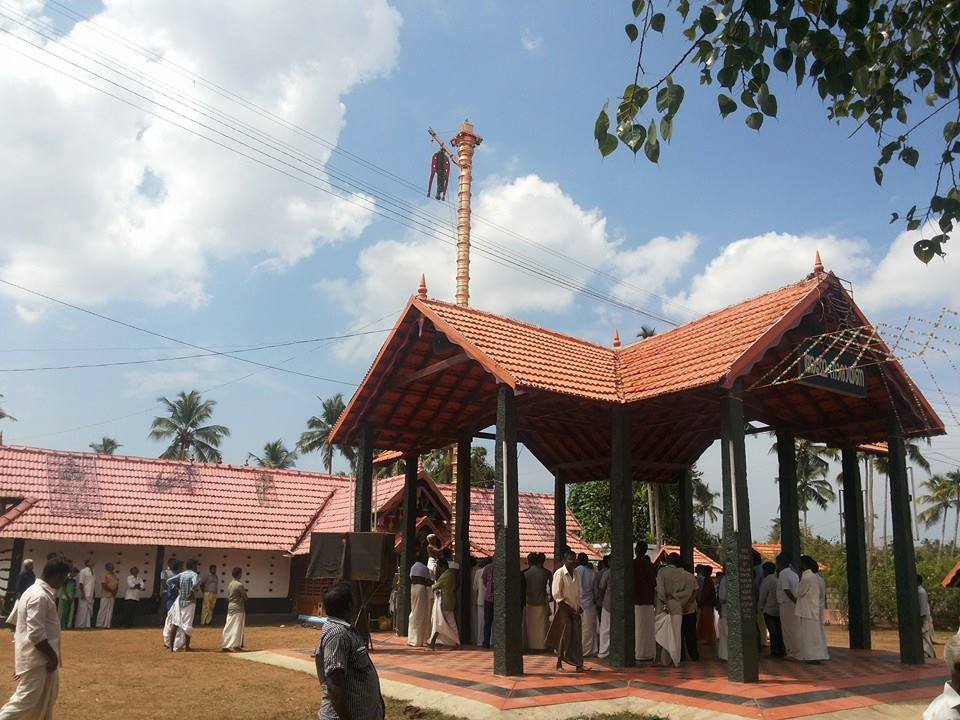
[770, 437, 839, 528]
[0, 394, 16, 422]
[89, 437, 121, 455]
[691, 469, 721, 525]
[249, 440, 297, 469]
[946, 469, 960, 549]
[636, 326, 657, 339]
[149, 390, 230, 463]
[297, 394, 355, 474]
[920, 473, 953, 555]
[871, 439, 932, 475]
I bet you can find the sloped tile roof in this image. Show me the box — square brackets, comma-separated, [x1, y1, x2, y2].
[653, 545, 722, 572]
[422, 299, 621, 402]
[436, 485, 598, 559]
[0, 445, 350, 552]
[618, 276, 822, 401]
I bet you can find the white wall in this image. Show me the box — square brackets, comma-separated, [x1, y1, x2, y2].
[13, 540, 290, 599]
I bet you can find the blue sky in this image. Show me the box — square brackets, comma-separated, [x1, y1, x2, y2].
[1, 0, 958, 544]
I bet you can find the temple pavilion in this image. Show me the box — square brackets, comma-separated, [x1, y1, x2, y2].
[329, 255, 944, 682]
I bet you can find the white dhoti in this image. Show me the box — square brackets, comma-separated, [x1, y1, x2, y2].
[430, 597, 460, 647]
[473, 602, 484, 645]
[222, 611, 245, 650]
[581, 607, 598, 657]
[779, 601, 799, 657]
[74, 598, 93, 628]
[923, 617, 936, 658]
[794, 616, 829, 661]
[164, 601, 196, 652]
[524, 604, 549, 650]
[634, 605, 655, 661]
[407, 584, 432, 647]
[655, 611, 682, 667]
[0, 666, 59, 720]
[4, 600, 18, 627]
[598, 609, 611, 659]
[717, 613, 728, 661]
[95, 597, 115, 628]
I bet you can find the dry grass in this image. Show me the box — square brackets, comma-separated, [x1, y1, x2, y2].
[0, 623, 921, 719]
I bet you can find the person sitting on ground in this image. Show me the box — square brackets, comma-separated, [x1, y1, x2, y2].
[924, 634, 960, 719]
[315, 581, 385, 720]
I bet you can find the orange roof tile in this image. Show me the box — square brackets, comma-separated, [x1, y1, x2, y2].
[652, 545, 723, 572]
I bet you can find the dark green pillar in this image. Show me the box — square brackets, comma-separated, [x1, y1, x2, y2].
[493, 385, 523, 676]
[396, 453, 418, 636]
[720, 383, 759, 683]
[554, 470, 567, 564]
[776, 429, 801, 566]
[678, 470, 694, 570]
[609, 405, 636, 668]
[888, 414, 923, 664]
[841, 447, 871, 650]
[354, 424, 374, 532]
[455, 437, 472, 639]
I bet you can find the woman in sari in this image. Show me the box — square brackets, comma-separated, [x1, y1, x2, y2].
[58, 567, 78, 628]
[428, 558, 460, 649]
[697, 566, 718, 648]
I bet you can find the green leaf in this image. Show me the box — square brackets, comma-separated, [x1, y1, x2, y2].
[699, 6, 718, 33]
[651, 12, 665, 32]
[906, 219, 921, 231]
[795, 54, 806, 87]
[665, 82, 684, 115]
[717, 66, 737, 89]
[644, 120, 660, 163]
[746, 112, 764, 130]
[625, 23, 639, 42]
[718, 94, 737, 117]
[760, 92, 778, 118]
[623, 85, 649, 109]
[901, 147, 919, 167]
[632, 0, 646, 16]
[740, 89, 757, 109]
[889, 213, 899, 224]
[914, 240, 938, 264]
[660, 115, 673, 142]
[598, 133, 618, 157]
[594, 104, 611, 143]
[773, 48, 793, 73]
[945, 122, 960, 143]
[617, 123, 646, 154]
[873, 166, 883, 185]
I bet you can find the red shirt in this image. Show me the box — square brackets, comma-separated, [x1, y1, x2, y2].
[634, 556, 656, 605]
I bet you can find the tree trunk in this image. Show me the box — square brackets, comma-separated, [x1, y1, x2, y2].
[941, 512, 947, 558]
[647, 482, 655, 543]
[954, 500, 959, 550]
[864, 458, 874, 555]
[882, 472, 889, 550]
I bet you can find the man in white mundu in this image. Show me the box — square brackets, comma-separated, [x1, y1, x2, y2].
[633, 542, 657, 662]
[655, 553, 689, 667]
[74, 559, 95, 629]
[776, 552, 800, 657]
[573, 555, 598, 658]
[794, 555, 829, 662]
[407, 551, 432, 647]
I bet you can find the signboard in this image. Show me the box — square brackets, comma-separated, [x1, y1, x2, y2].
[797, 351, 868, 398]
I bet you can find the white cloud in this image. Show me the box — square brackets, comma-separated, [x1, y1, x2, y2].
[321, 173, 700, 357]
[0, 0, 402, 319]
[521, 30, 543, 51]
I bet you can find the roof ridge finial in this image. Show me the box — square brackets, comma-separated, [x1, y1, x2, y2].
[813, 250, 824, 273]
[613, 329, 621, 349]
[417, 273, 428, 300]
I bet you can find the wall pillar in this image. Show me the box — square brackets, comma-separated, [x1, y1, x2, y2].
[720, 383, 759, 682]
[841, 447, 871, 650]
[455, 437, 472, 638]
[678, 470, 694, 570]
[776, 429, 801, 566]
[888, 414, 923, 664]
[396, 453, 419, 637]
[609, 405, 636, 667]
[354, 424, 374, 532]
[554, 470, 567, 564]
[493, 385, 523, 676]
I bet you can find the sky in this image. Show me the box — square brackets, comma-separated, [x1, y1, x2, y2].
[1, 0, 959, 545]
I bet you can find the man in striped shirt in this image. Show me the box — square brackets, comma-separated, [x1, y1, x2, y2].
[316, 582, 384, 720]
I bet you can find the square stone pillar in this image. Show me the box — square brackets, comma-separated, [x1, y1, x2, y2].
[840, 447, 871, 650]
[554, 470, 567, 564]
[720, 383, 759, 682]
[493, 385, 523, 676]
[354, 424, 374, 532]
[888, 414, 924, 664]
[776, 429, 802, 565]
[609, 405, 636, 668]
[455, 437, 472, 638]
[396, 453, 419, 637]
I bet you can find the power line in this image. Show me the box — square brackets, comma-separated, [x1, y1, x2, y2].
[0, 3, 692, 326]
[0, 328, 391, 373]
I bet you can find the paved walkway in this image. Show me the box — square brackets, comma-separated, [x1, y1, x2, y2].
[236, 633, 936, 719]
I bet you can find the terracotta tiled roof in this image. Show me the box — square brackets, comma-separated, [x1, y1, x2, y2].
[857, 443, 888, 455]
[942, 558, 960, 588]
[436, 485, 598, 559]
[618, 276, 823, 401]
[421, 299, 621, 402]
[752, 543, 782, 560]
[652, 545, 722, 572]
[0, 445, 349, 552]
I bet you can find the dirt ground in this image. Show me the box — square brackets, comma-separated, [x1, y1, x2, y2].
[0, 622, 928, 719]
